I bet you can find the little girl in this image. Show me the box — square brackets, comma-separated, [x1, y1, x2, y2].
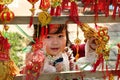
[41, 24, 75, 73]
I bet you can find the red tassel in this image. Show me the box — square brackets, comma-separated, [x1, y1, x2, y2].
[94, 0, 98, 21]
[104, 0, 110, 17]
[112, 0, 118, 19]
[82, 0, 92, 12]
[118, 7, 120, 17]
[61, 0, 70, 10]
[28, 16, 33, 27]
[50, 7, 55, 16]
[26, 73, 34, 80]
[115, 54, 120, 70]
[69, 1, 81, 24]
[91, 54, 104, 72]
[55, 6, 61, 16]
[28, 4, 35, 28]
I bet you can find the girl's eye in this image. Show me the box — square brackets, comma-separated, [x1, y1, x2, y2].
[58, 35, 64, 38]
[46, 35, 51, 39]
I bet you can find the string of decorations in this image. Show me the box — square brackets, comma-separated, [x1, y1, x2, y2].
[0, 0, 120, 80]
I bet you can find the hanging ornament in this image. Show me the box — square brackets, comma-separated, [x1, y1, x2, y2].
[61, 0, 70, 10]
[0, 4, 4, 13]
[20, 50, 45, 80]
[0, 0, 13, 5]
[0, 6, 14, 31]
[74, 26, 81, 61]
[27, 0, 39, 27]
[0, 32, 19, 80]
[38, 11, 51, 26]
[39, 0, 51, 26]
[39, 0, 50, 11]
[82, 0, 110, 22]
[69, 0, 81, 25]
[50, 0, 62, 16]
[112, 0, 120, 19]
[80, 24, 110, 72]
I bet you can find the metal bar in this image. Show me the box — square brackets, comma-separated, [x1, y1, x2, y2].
[14, 70, 120, 80]
[0, 15, 120, 24]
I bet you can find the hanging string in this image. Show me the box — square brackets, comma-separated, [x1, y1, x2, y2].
[74, 26, 81, 61]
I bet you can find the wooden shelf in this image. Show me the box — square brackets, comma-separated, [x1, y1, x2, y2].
[14, 70, 120, 80]
[0, 15, 120, 24]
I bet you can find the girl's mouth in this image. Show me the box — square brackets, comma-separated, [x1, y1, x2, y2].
[51, 48, 59, 51]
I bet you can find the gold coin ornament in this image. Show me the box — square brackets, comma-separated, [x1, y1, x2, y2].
[80, 23, 110, 57]
[0, 0, 13, 5]
[38, 11, 52, 26]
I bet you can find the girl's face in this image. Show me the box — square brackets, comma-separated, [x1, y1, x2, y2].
[43, 26, 67, 56]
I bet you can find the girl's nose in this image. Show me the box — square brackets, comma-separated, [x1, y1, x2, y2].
[52, 37, 59, 45]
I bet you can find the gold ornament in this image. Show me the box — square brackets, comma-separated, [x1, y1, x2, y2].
[38, 11, 51, 26]
[0, 0, 13, 5]
[80, 23, 110, 57]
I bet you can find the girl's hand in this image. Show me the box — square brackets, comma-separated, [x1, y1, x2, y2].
[55, 62, 64, 72]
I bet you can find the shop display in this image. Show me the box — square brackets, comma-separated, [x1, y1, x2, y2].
[0, 0, 120, 80]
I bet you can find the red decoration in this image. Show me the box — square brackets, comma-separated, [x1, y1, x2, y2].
[91, 54, 104, 72]
[32, 38, 43, 52]
[28, 0, 38, 4]
[50, 0, 62, 16]
[39, 0, 50, 11]
[82, 0, 110, 21]
[27, 0, 39, 27]
[112, 0, 120, 19]
[61, 0, 70, 10]
[0, 4, 4, 13]
[69, 1, 81, 25]
[0, 33, 10, 60]
[21, 50, 45, 80]
[115, 43, 120, 80]
[0, 6, 14, 23]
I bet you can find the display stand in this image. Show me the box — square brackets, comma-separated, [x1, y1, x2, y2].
[0, 15, 120, 24]
[0, 13, 120, 80]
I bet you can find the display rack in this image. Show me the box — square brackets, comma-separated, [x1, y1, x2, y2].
[0, 15, 120, 24]
[0, 10, 120, 79]
[14, 70, 120, 80]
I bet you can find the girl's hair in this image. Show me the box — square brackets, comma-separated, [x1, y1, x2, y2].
[33, 24, 71, 46]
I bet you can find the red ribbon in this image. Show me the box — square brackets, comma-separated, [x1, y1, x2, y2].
[91, 54, 104, 72]
[112, 0, 118, 19]
[50, 7, 55, 16]
[69, 1, 81, 25]
[115, 54, 120, 70]
[55, 6, 61, 16]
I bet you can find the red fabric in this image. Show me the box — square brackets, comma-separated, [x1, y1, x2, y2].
[70, 44, 85, 58]
[69, 1, 81, 25]
[21, 50, 45, 80]
[0, 4, 4, 13]
[55, 6, 61, 16]
[115, 54, 120, 70]
[91, 54, 104, 72]
[0, 35, 10, 60]
[50, 7, 55, 16]
[39, 0, 50, 10]
[61, 0, 70, 10]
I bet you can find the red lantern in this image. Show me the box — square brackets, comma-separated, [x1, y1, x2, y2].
[28, 0, 39, 4]
[0, 6, 14, 24]
[0, 4, 4, 13]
